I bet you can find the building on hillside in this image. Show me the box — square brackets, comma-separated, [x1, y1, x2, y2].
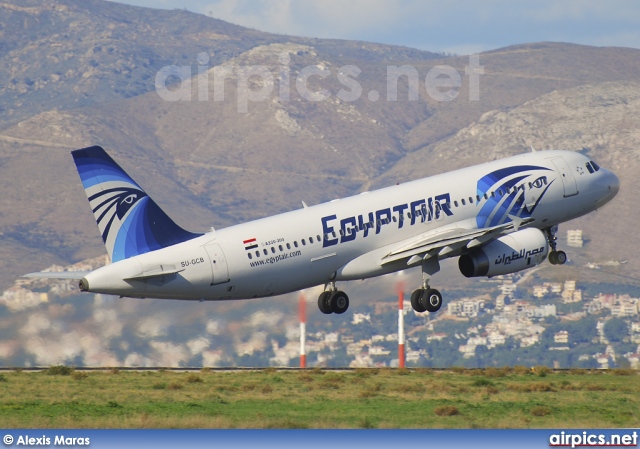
[567, 229, 584, 247]
[352, 313, 371, 324]
[554, 331, 569, 344]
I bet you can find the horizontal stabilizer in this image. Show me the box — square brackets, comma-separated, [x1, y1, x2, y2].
[23, 271, 90, 280]
[123, 264, 184, 281]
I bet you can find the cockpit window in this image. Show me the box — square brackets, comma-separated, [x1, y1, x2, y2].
[586, 162, 594, 174]
[591, 161, 600, 172]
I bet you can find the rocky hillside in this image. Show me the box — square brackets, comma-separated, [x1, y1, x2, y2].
[1, 0, 639, 293]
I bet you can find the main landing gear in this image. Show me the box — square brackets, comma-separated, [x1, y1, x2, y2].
[545, 225, 567, 265]
[317, 283, 349, 315]
[410, 257, 443, 313]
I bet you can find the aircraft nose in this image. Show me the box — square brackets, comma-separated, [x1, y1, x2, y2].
[606, 170, 620, 198]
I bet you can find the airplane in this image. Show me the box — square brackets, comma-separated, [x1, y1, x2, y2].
[25, 146, 619, 315]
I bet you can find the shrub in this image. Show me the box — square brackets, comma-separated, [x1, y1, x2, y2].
[261, 384, 273, 394]
[45, 365, 73, 376]
[359, 417, 377, 428]
[298, 374, 314, 383]
[152, 382, 167, 390]
[611, 368, 635, 376]
[434, 405, 459, 416]
[486, 385, 500, 395]
[167, 382, 183, 390]
[531, 406, 552, 416]
[186, 374, 203, 383]
[358, 389, 378, 398]
[484, 367, 510, 377]
[533, 366, 551, 377]
[72, 371, 88, 381]
[0, 374, 7, 382]
[110, 368, 120, 375]
[513, 365, 531, 375]
[472, 378, 494, 387]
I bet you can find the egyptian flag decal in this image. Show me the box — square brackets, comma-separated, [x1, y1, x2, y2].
[244, 238, 258, 251]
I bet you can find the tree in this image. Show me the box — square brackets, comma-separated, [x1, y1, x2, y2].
[604, 318, 629, 343]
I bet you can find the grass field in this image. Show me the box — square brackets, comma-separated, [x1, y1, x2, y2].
[0, 367, 637, 428]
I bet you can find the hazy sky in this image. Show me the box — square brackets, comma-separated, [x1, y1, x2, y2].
[111, 0, 640, 54]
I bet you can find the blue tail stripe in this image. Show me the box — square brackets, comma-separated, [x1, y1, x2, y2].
[72, 146, 202, 262]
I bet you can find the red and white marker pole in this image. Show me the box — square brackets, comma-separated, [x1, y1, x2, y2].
[299, 292, 306, 369]
[397, 283, 405, 369]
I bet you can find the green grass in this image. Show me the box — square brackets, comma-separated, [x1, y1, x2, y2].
[0, 368, 637, 428]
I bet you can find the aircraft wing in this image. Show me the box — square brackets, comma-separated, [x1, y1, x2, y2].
[23, 271, 90, 280]
[381, 216, 535, 266]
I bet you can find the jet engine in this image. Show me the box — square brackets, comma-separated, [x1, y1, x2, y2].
[458, 228, 548, 278]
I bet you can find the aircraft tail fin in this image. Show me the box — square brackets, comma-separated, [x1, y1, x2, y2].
[71, 146, 202, 262]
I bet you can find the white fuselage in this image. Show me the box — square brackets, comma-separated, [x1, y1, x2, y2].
[82, 150, 619, 301]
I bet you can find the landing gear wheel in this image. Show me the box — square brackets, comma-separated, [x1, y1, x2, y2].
[411, 289, 427, 313]
[329, 291, 349, 314]
[555, 250, 567, 265]
[421, 288, 442, 313]
[549, 250, 567, 265]
[318, 291, 333, 314]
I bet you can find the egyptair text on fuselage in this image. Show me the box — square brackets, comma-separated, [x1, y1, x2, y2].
[321, 193, 453, 248]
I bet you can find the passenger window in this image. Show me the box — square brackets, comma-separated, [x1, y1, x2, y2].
[461, 199, 466, 206]
[317, 235, 321, 241]
[255, 251, 260, 257]
[498, 189, 503, 196]
[490, 191, 495, 198]
[454, 200, 459, 207]
[271, 247, 276, 254]
[248, 253, 252, 260]
[294, 241, 298, 248]
[483, 193, 488, 200]
[301, 239, 306, 245]
[407, 212, 413, 219]
[309, 237, 314, 244]
[469, 197, 474, 204]
[279, 245, 283, 251]
[286, 243, 291, 250]
[476, 195, 481, 202]
[263, 249, 268, 255]
[392, 216, 397, 222]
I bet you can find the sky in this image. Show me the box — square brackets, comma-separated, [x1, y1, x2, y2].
[111, 0, 640, 55]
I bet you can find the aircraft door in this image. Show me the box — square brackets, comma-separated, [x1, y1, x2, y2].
[551, 157, 578, 197]
[204, 243, 230, 285]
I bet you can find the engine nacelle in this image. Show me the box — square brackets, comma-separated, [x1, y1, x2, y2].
[458, 228, 548, 278]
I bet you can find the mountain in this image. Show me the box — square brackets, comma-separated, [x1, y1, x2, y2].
[1, 0, 639, 296]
